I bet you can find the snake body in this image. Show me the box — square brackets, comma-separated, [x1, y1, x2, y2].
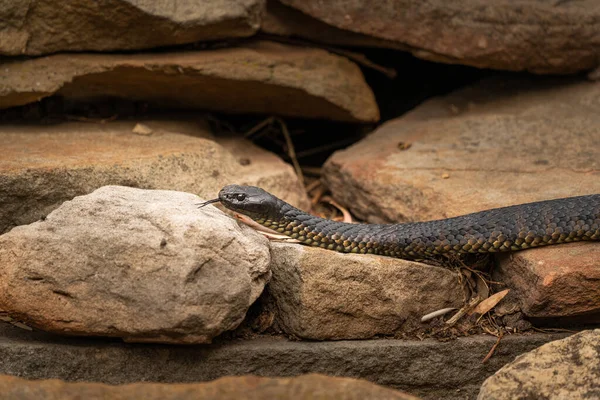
[203, 185, 600, 260]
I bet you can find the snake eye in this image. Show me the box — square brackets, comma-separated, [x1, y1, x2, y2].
[236, 194, 246, 201]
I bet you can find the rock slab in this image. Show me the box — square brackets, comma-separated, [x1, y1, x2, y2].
[0, 0, 264, 55]
[268, 242, 463, 340]
[323, 78, 600, 322]
[262, 0, 400, 49]
[280, 0, 600, 74]
[0, 118, 309, 234]
[478, 329, 600, 400]
[0, 186, 271, 344]
[0, 40, 379, 122]
[0, 323, 569, 400]
[496, 242, 600, 322]
[0, 373, 420, 400]
[324, 78, 600, 225]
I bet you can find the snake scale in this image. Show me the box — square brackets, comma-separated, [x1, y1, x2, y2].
[198, 185, 600, 260]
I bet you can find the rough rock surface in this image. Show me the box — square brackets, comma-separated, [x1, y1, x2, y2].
[0, 41, 379, 122]
[0, 186, 271, 344]
[267, 242, 463, 340]
[0, 118, 309, 234]
[478, 329, 600, 400]
[280, 0, 600, 74]
[262, 0, 400, 49]
[495, 242, 600, 322]
[0, 0, 264, 55]
[0, 373, 420, 400]
[323, 78, 600, 322]
[0, 323, 568, 400]
[324, 78, 600, 225]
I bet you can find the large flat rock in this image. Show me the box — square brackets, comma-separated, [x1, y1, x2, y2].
[0, 323, 568, 400]
[0, 186, 271, 344]
[0, 118, 309, 234]
[0, 41, 379, 122]
[478, 329, 600, 400]
[279, 0, 600, 74]
[268, 243, 463, 340]
[324, 78, 600, 224]
[262, 0, 401, 49]
[0, 0, 263, 55]
[0, 373, 419, 400]
[323, 77, 600, 322]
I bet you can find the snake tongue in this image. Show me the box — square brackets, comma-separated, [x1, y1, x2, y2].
[196, 198, 220, 208]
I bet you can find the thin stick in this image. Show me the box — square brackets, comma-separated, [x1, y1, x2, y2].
[276, 117, 305, 188]
[302, 166, 323, 177]
[66, 114, 118, 123]
[295, 138, 359, 159]
[311, 185, 326, 206]
[244, 116, 275, 138]
[446, 296, 481, 326]
[421, 307, 457, 323]
[482, 333, 503, 363]
[305, 179, 322, 193]
[206, 114, 236, 133]
[261, 34, 397, 79]
[321, 195, 353, 223]
[241, 115, 304, 187]
[260, 232, 301, 242]
[329, 47, 397, 79]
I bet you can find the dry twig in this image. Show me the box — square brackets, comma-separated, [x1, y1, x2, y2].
[66, 114, 118, 123]
[243, 116, 305, 188]
[482, 332, 504, 363]
[321, 195, 353, 223]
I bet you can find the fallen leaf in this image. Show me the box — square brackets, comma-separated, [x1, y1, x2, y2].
[11, 322, 33, 331]
[470, 289, 510, 316]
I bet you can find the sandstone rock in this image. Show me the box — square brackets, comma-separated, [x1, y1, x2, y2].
[495, 242, 600, 322]
[323, 78, 600, 325]
[0, 373, 420, 400]
[0, 41, 379, 122]
[262, 0, 401, 49]
[0, 118, 309, 234]
[280, 0, 600, 74]
[0, 322, 568, 400]
[0, 0, 263, 55]
[0, 186, 271, 344]
[268, 242, 463, 340]
[324, 78, 600, 225]
[478, 329, 600, 400]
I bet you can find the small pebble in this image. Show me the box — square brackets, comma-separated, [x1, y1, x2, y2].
[132, 123, 153, 135]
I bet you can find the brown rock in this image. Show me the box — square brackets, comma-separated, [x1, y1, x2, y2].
[478, 329, 600, 400]
[0, 118, 308, 234]
[323, 78, 600, 225]
[262, 0, 401, 49]
[0, 41, 379, 122]
[0, 186, 271, 344]
[0, 0, 263, 55]
[268, 242, 463, 340]
[0, 322, 571, 400]
[495, 242, 600, 322]
[323, 77, 600, 326]
[0, 373, 420, 400]
[280, 0, 600, 74]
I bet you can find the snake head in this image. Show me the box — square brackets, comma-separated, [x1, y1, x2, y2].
[216, 184, 279, 221]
